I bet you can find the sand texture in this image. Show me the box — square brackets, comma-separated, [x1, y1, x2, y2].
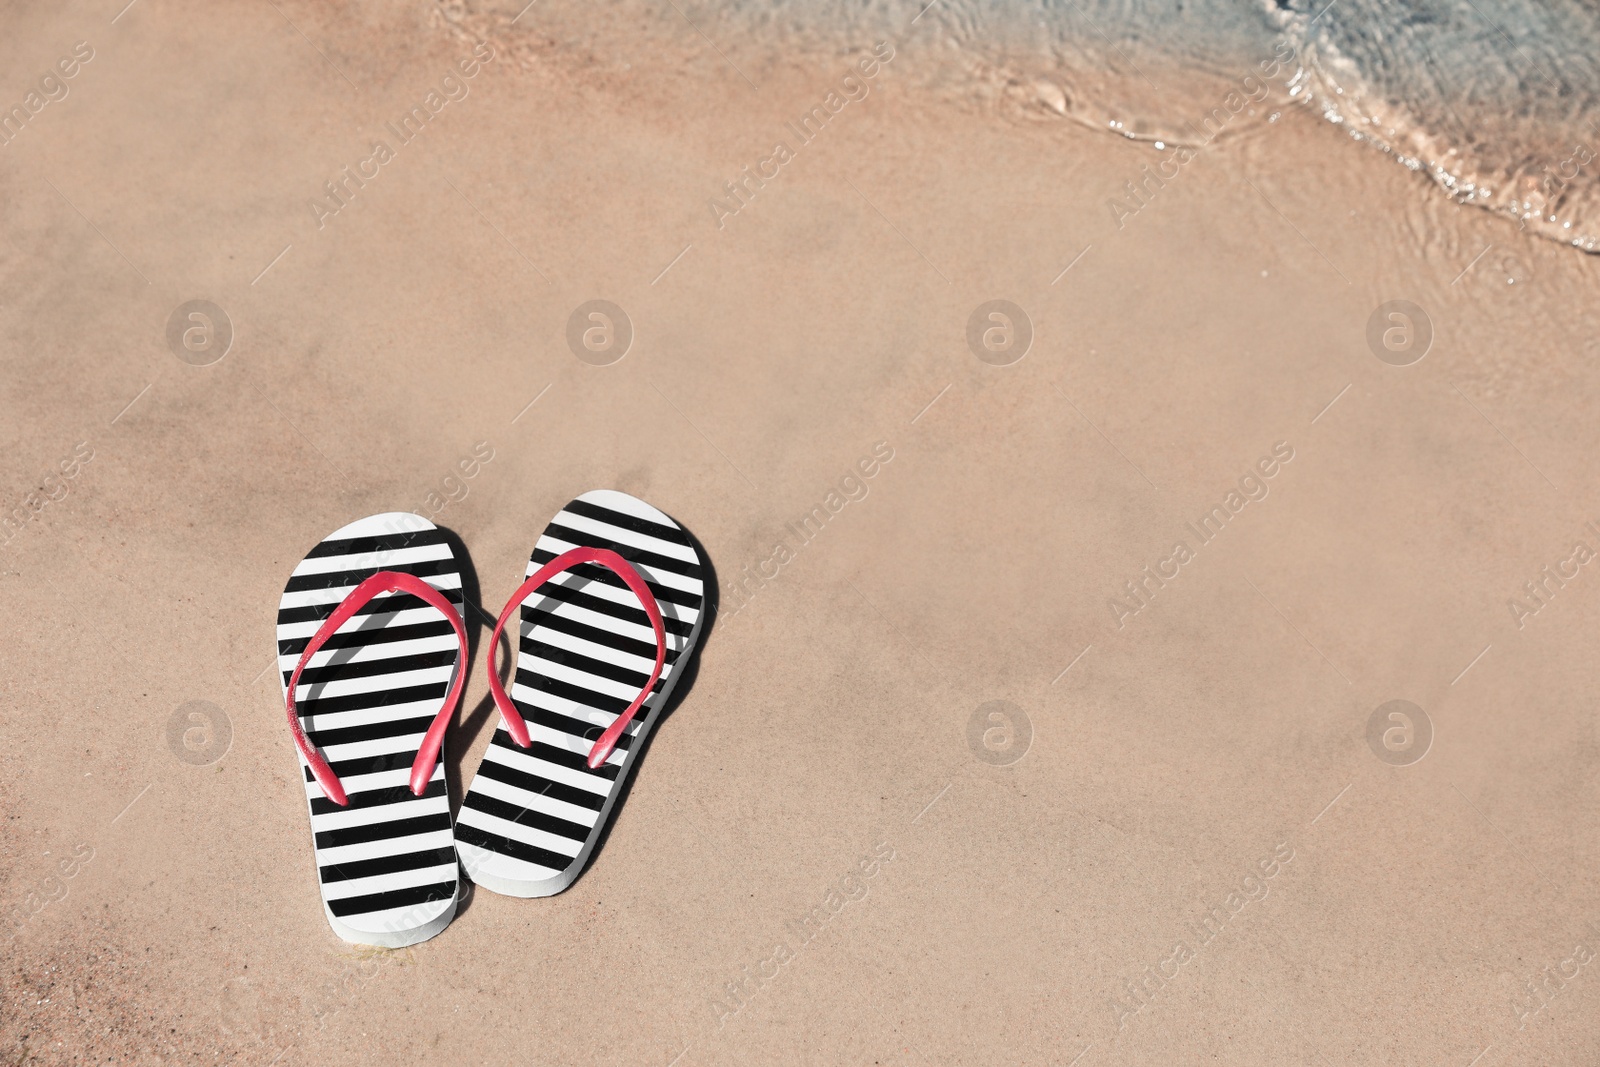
[2, 2, 1599, 1064]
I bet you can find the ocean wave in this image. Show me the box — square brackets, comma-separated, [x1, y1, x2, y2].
[891, 0, 1600, 251]
[713, 0, 1600, 252]
[467, 0, 1600, 251]
[1260, 0, 1600, 252]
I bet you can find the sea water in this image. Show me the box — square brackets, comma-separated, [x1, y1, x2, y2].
[713, 0, 1600, 253]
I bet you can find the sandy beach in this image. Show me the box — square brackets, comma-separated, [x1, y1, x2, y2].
[3, 1, 1599, 1064]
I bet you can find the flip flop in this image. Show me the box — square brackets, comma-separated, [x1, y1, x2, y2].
[276, 513, 470, 946]
[455, 490, 707, 897]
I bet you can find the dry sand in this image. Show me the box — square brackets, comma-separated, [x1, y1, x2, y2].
[3, 1, 1599, 1064]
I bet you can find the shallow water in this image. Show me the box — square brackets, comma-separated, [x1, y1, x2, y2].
[710, 0, 1600, 252]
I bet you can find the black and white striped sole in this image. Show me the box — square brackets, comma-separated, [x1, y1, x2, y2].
[455, 490, 707, 897]
[277, 513, 465, 946]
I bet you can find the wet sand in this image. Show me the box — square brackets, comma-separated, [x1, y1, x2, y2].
[3, 2, 1600, 1064]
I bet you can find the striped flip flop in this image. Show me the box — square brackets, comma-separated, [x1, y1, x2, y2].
[455, 490, 707, 897]
[276, 513, 470, 946]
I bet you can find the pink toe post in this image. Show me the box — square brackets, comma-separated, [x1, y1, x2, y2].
[485, 546, 666, 770]
[285, 570, 470, 806]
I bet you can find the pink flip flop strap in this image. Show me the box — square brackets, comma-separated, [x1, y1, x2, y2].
[487, 546, 667, 770]
[285, 570, 470, 806]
